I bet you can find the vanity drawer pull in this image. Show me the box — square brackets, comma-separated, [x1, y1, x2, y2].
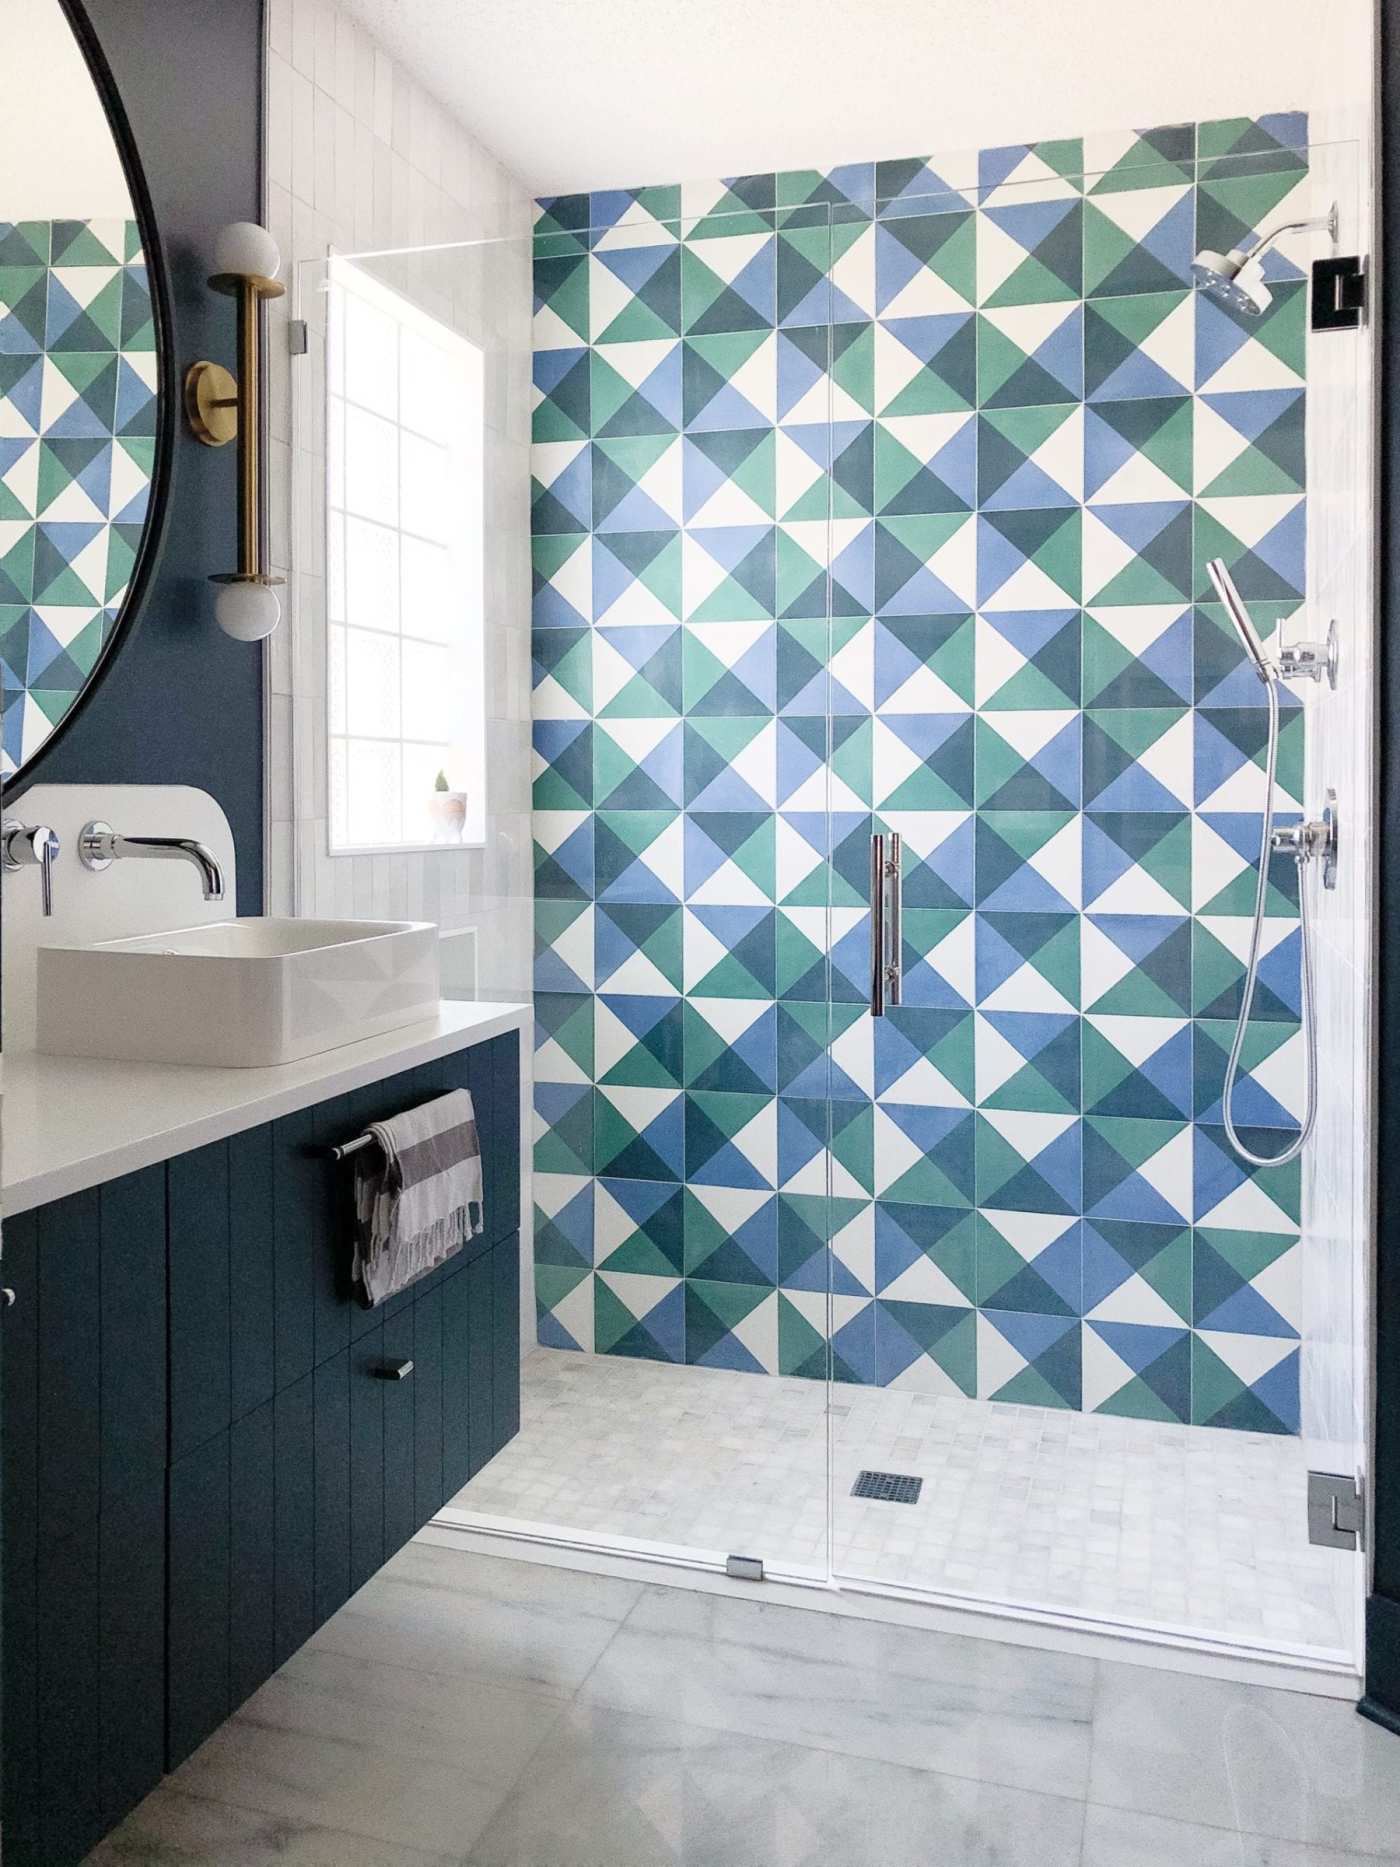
[377, 1358, 414, 1380]
[1, 1288, 15, 1309]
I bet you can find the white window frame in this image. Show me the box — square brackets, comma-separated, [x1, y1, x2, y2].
[324, 255, 486, 857]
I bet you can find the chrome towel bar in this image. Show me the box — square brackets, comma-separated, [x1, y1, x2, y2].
[323, 1130, 380, 1162]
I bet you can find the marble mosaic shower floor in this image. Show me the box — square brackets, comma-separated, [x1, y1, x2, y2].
[452, 1346, 1352, 1657]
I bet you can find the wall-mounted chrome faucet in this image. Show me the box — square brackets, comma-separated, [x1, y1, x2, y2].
[2, 818, 60, 915]
[78, 821, 226, 901]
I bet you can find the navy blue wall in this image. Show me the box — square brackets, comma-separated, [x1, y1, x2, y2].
[10, 0, 265, 914]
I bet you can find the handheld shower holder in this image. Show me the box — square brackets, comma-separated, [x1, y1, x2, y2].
[1276, 619, 1340, 690]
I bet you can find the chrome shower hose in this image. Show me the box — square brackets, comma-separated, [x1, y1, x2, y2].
[1221, 674, 1316, 1168]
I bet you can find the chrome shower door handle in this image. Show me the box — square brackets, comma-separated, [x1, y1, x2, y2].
[870, 833, 886, 1017]
[886, 831, 902, 1009]
[869, 832, 903, 1017]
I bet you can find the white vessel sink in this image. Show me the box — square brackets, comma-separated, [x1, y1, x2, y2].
[36, 917, 441, 1067]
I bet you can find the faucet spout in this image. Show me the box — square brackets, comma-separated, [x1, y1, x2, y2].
[79, 822, 226, 901]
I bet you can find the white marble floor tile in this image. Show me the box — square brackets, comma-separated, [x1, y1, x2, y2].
[1082, 1804, 1400, 1867]
[1090, 1662, 1400, 1857]
[86, 1786, 463, 1865]
[165, 1714, 506, 1855]
[578, 1581, 1096, 1799]
[94, 1547, 1390, 1867]
[454, 1347, 1353, 1655]
[467, 1700, 1086, 1867]
[308, 1541, 644, 1698]
[242, 1648, 563, 1778]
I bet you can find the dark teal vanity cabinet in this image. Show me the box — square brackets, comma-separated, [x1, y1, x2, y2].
[2, 1030, 521, 1865]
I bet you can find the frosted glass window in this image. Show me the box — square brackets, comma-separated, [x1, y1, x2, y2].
[345, 738, 402, 848]
[400, 639, 450, 742]
[344, 629, 401, 736]
[344, 517, 399, 631]
[400, 535, 453, 643]
[343, 291, 398, 418]
[343, 406, 398, 521]
[400, 328, 449, 442]
[327, 510, 345, 623]
[325, 258, 486, 853]
[401, 432, 450, 544]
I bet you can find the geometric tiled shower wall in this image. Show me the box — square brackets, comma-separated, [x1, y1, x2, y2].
[530, 113, 1311, 1432]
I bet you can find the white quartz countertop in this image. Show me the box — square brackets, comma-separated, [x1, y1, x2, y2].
[1, 999, 529, 1216]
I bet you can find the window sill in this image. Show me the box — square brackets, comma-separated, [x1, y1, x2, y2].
[326, 838, 488, 858]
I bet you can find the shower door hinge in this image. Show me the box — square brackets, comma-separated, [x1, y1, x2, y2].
[1308, 1471, 1364, 1550]
[725, 1553, 765, 1582]
[288, 318, 309, 355]
[1311, 256, 1367, 331]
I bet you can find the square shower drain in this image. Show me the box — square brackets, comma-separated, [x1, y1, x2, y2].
[851, 1469, 923, 1504]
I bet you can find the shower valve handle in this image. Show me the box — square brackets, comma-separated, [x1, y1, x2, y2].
[1271, 797, 1338, 887]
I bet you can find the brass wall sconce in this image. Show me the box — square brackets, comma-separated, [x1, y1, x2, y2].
[184, 221, 284, 641]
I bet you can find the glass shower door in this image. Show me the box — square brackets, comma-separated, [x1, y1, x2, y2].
[826, 132, 1368, 1668]
[361, 197, 843, 1583]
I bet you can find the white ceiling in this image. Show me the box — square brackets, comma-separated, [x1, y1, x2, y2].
[341, 0, 1352, 199]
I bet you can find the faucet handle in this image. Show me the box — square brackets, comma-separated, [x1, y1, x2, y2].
[78, 819, 118, 872]
[2, 819, 60, 916]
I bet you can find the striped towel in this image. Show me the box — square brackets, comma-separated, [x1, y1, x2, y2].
[352, 1089, 484, 1306]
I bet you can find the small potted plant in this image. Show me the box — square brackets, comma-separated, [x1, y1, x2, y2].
[427, 768, 468, 843]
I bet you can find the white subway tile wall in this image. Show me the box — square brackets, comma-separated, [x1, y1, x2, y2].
[264, 0, 533, 1007]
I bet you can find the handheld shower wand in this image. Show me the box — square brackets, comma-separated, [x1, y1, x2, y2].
[1205, 560, 1337, 1168]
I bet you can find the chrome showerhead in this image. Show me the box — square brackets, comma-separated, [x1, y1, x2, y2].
[1191, 201, 1338, 316]
[1190, 248, 1273, 315]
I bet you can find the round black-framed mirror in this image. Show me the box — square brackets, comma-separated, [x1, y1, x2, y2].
[1, 0, 174, 788]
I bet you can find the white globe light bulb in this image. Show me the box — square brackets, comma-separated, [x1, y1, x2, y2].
[213, 220, 281, 281]
[215, 581, 281, 641]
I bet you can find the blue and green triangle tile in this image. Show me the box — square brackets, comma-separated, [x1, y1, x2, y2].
[977, 304, 1083, 408]
[1083, 186, 1193, 299]
[876, 1301, 977, 1392]
[978, 1309, 1082, 1408]
[595, 1084, 685, 1180]
[1082, 912, 1191, 1016]
[1193, 1122, 1299, 1233]
[1191, 1331, 1298, 1433]
[875, 1102, 976, 1206]
[975, 1111, 1081, 1215]
[975, 907, 1079, 1009]
[1083, 1113, 1193, 1224]
[595, 1176, 686, 1275]
[1083, 1013, 1192, 1120]
[1085, 1321, 1190, 1421]
[1083, 1217, 1191, 1323]
[976, 1209, 1082, 1315]
[874, 1200, 976, 1304]
[1083, 811, 1191, 914]
[596, 992, 683, 1089]
[682, 1185, 778, 1285]
[1193, 1017, 1301, 1131]
[975, 1009, 1080, 1113]
[594, 1271, 685, 1362]
[534, 1174, 595, 1273]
